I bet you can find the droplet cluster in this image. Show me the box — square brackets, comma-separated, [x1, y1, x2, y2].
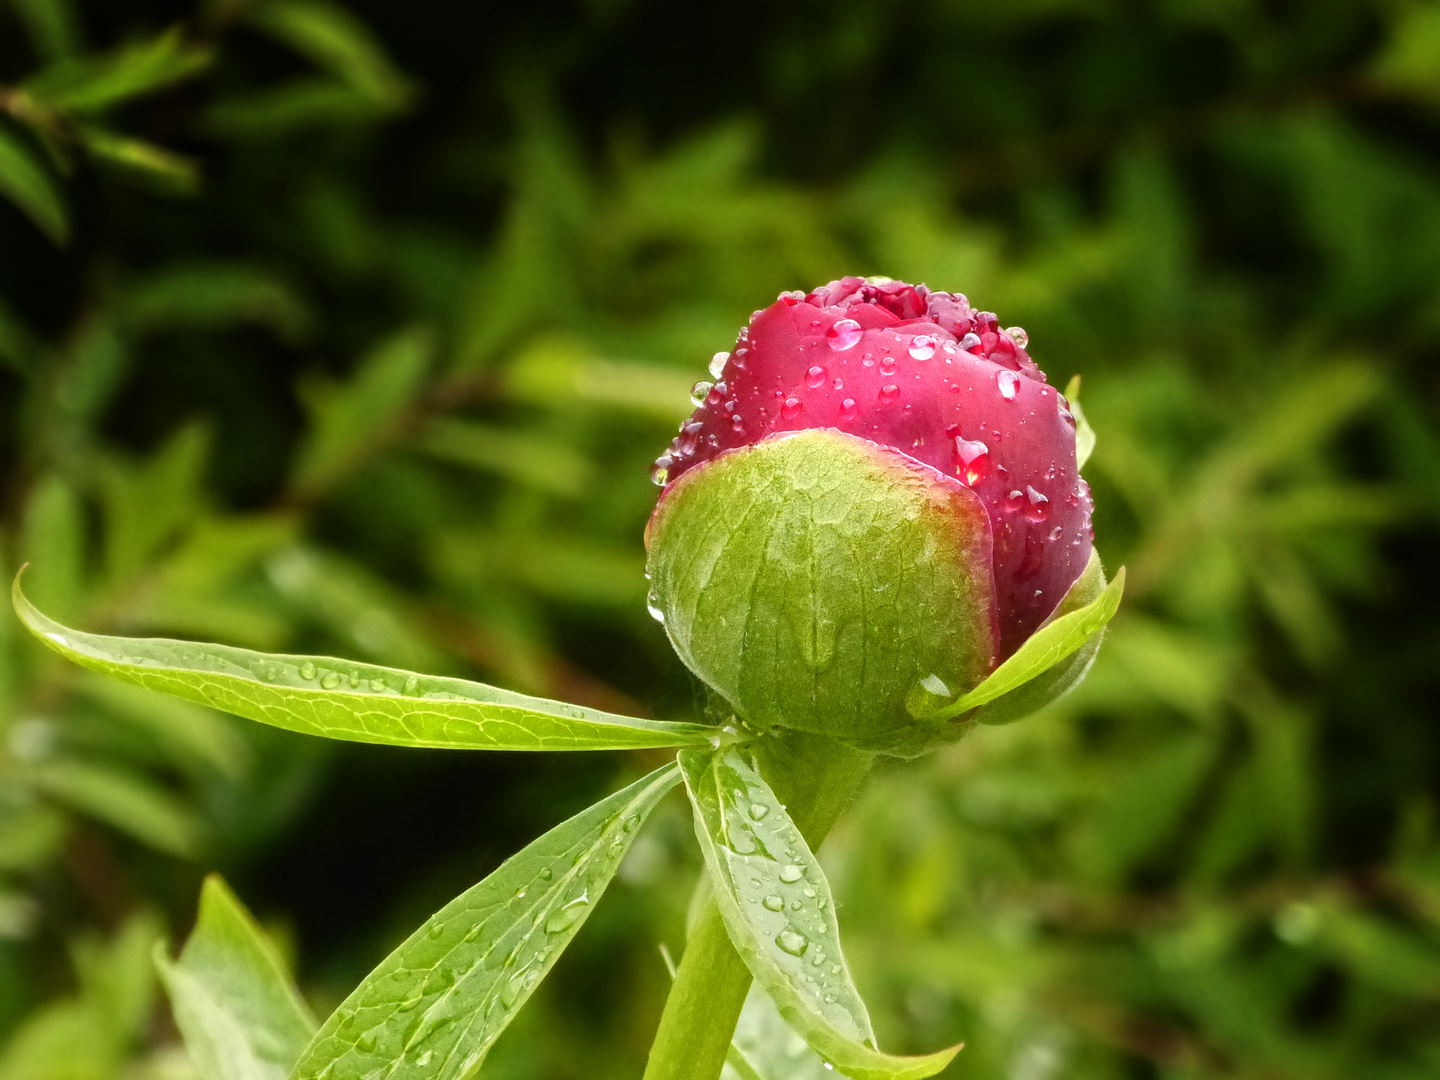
[651, 275, 1093, 657]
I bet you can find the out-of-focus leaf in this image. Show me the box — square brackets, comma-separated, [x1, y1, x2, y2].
[681, 746, 961, 1080]
[14, 573, 718, 751]
[416, 419, 595, 497]
[23, 29, 211, 112]
[30, 759, 204, 856]
[205, 80, 392, 139]
[0, 124, 68, 243]
[506, 337, 696, 419]
[0, 296, 40, 373]
[7, 0, 81, 61]
[156, 876, 316, 1080]
[1371, 3, 1440, 98]
[75, 126, 199, 194]
[19, 474, 85, 623]
[291, 327, 432, 495]
[245, 0, 410, 109]
[725, 985, 853, 1080]
[290, 763, 680, 1080]
[99, 422, 211, 584]
[119, 263, 312, 341]
[1063, 374, 1096, 470]
[77, 676, 252, 782]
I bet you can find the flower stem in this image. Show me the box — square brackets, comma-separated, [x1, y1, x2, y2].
[642, 732, 872, 1080]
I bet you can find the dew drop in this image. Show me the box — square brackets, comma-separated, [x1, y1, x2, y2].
[539, 867, 553, 881]
[763, 895, 785, 912]
[953, 438, 989, 487]
[779, 865, 804, 884]
[908, 335, 936, 360]
[878, 384, 901, 405]
[1006, 326, 1029, 349]
[427, 922, 444, 940]
[879, 353, 897, 374]
[776, 930, 808, 956]
[730, 415, 744, 434]
[321, 671, 341, 689]
[404, 675, 420, 695]
[748, 803, 770, 821]
[690, 381, 714, 408]
[299, 661, 317, 680]
[545, 893, 589, 934]
[1025, 486, 1051, 522]
[650, 453, 672, 487]
[838, 398, 858, 420]
[370, 678, 386, 692]
[1005, 489, 1026, 513]
[960, 332, 982, 352]
[805, 365, 827, 388]
[358, 1032, 378, 1053]
[997, 370, 1021, 401]
[781, 397, 803, 420]
[827, 318, 863, 350]
[710, 352, 730, 378]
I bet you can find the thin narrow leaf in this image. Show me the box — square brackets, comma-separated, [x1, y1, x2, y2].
[0, 124, 68, 243]
[14, 571, 716, 751]
[247, 0, 410, 109]
[1063, 374, 1096, 470]
[30, 759, 203, 856]
[23, 29, 211, 112]
[930, 567, 1126, 721]
[291, 763, 681, 1080]
[76, 126, 200, 193]
[156, 876, 317, 1080]
[681, 747, 960, 1080]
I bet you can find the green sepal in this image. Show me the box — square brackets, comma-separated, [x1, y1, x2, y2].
[1063, 374, 1096, 470]
[155, 875, 318, 1080]
[292, 763, 681, 1080]
[13, 568, 714, 751]
[932, 556, 1125, 723]
[680, 746, 960, 1080]
[647, 429, 997, 745]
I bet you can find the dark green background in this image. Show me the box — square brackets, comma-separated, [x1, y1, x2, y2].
[1, 1, 1438, 1077]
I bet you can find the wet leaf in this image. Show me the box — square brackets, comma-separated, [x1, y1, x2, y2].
[13, 571, 718, 751]
[291, 763, 680, 1080]
[681, 746, 960, 1080]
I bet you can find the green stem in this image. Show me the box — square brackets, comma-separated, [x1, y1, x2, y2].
[643, 731, 872, 1080]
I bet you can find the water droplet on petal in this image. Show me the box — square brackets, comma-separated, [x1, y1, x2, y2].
[827, 319, 863, 350]
[908, 335, 936, 360]
[954, 438, 989, 486]
[839, 398, 858, 420]
[878, 384, 901, 405]
[690, 381, 713, 407]
[805, 365, 827, 388]
[710, 352, 730, 378]
[997, 370, 1020, 400]
[960, 332, 982, 352]
[781, 397, 803, 420]
[1006, 326, 1029, 349]
[1025, 485, 1051, 522]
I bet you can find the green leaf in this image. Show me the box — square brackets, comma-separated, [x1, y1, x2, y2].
[930, 566, 1126, 721]
[75, 125, 200, 194]
[23, 29, 211, 113]
[13, 570, 716, 751]
[680, 747, 960, 1080]
[156, 876, 317, 1080]
[291, 762, 681, 1080]
[119, 261, 312, 341]
[0, 124, 68, 243]
[246, 0, 410, 110]
[1063, 374, 1096, 471]
[7, 0, 82, 61]
[726, 986, 854, 1080]
[291, 326, 432, 495]
[29, 759, 203, 856]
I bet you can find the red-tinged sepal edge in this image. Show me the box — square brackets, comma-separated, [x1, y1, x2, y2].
[646, 429, 1000, 753]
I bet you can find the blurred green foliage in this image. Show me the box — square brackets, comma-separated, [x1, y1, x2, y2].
[1, 0, 1438, 1077]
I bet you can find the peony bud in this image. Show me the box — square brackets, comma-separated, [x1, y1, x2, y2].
[646, 277, 1101, 752]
